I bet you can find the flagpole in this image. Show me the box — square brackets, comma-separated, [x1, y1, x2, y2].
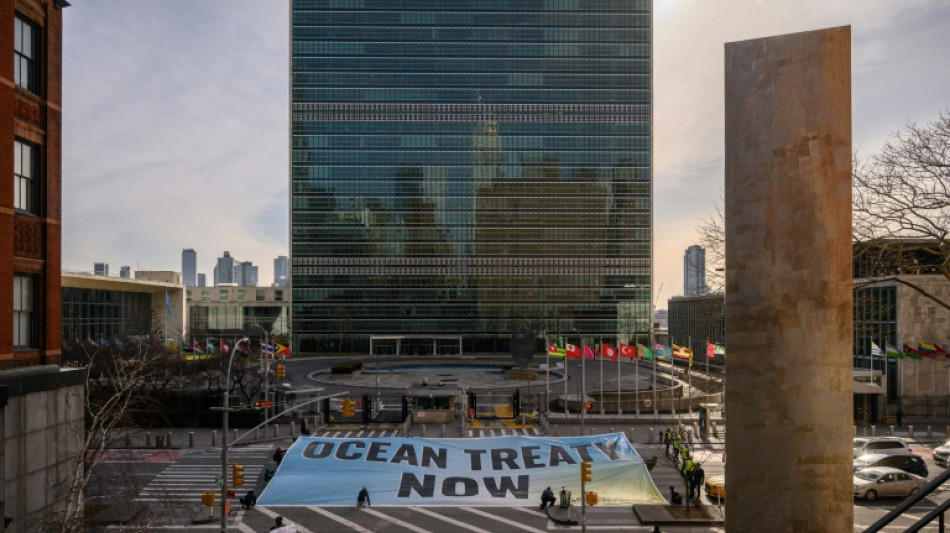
[564, 342, 569, 417]
[599, 337, 604, 415]
[579, 333, 587, 434]
[687, 336, 692, 415]
[652, 345, 658, 416]
[635, 341, 640, 416]
[546, 337, 550, 411]
[617, 337, 622, 416]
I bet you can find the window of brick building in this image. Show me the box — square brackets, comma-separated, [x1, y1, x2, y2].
[14, 14, 39, 93]
[14, 138, 38, 213]
[13, 275, 35, 349]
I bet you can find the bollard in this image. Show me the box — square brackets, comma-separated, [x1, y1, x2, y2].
[272, 425, 278, 438]
[125, 431, 131, 448]
[291, 421, 296, 437]
[421, 424, 426, 437]
[189, 432, 195, 448]
[712, 421, 718, 438]
[890, 425, 895, 436]
[212, 431, 217, 447]
[610, 427, 615, 434]
[629, 428, 635, 443]
[590, 428, 595, 436]
[145, 432, 152, 447]
[441, 424, 446, 438]
[928, 425, 933, 438]
[649, 427, 655, 444]
[871, 425, 877, 437]
[853, 425, 857, 437]
[166, 431, 173, 448]
[233, 429, 238, 442]
[909, 425, 914, 439]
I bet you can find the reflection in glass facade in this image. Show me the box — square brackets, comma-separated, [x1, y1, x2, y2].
[61, 288, 151, 342]
[291, 0, 652, 353]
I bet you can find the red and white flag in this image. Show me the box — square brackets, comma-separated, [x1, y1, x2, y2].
[584, 344, 597, 359]
[601, 343, 618, 361]
[619, 343, 637, 358]
[565, 343, 581, 360]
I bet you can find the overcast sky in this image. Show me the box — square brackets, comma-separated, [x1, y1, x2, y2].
[63, 1, 950, 304]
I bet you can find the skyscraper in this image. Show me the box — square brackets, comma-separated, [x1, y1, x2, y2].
[290, 1, 653, 353]
[235, 261, 258, 287]
[119, 265, 131, 278]
[214, 251, 236, 286]
[197, 273, 206, 287]
[182, 248, 197, 287]
[274, 255, 289, 287]
[684, 245, 707, 296]
[94, 262, 109, 276]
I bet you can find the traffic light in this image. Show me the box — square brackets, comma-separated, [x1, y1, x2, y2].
[583, 401, 592, 412]
[201, 490, 215, 506]
[276, 363, 286, 379]
[580, 461, 592, 485]
[585, 491, 599, 506]
[342, 398, 355, 418]
[232, 463, 244, 486]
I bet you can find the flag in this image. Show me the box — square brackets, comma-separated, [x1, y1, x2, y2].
[673, 344, 692, 360]
[191, 341, 204, 355]
[903, 344, 925, 360]
[706, 342, 715, 358]
[917, 343, 938, 358]
[886, 344, 903, 359]
[113, 337, 125, 349]
[165, 290, 172, 316]
[87, 337, 100, 347]
[714, 344, 726, 357]
[654, 344, 672, 361]
[565, 343, 581, 360]
[261, 342, 275, 357]
[637, 343, 654, 360]
[547, 343, 566, 358]
[167, 339, 177, 352]
[937, 345, 950, 357]
[601, 343, 618, 361]
[276, 343, 292, 356]
[206, 339, 215, 354]
[583, 344, 597, 360]
[870, 342, 884, 356]
[220, 339, 230, 355]
[619, 343, 637, 358]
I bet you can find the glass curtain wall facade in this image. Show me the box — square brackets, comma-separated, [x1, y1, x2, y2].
[291, 0, 653, 353]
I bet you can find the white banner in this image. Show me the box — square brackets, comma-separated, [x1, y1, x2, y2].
[258, 432, 665, 506]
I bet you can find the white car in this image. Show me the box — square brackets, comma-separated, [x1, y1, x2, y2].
[853, 466, 926, 501]
[853, 437, 910, 458]
[933, 441, 950, 468]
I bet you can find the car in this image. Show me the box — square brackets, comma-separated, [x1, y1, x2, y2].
[934, 441, 950, 468]
[853, 437, 910, 458]
[853, 453, 928, 478]
[853, 466, 926, 501]
[705, 474, 725, 501]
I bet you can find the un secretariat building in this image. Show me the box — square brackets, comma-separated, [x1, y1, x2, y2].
[290, 0, 652, 355]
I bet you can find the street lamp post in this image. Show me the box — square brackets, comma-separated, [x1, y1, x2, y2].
[572, 328, 586, 434]
[252, 324, 271, 431]
[217, 336, 248, 532]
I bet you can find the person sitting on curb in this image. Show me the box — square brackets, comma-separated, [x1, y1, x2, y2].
[239, 489, 256, 510]
[539, 487, 556, 510]
[357, 486, 371, 509]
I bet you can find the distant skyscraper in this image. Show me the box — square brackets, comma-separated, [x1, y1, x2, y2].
[214, 251, 236, 286]
[197, 273, 206, 287]
[274, 256, 289, 287]
[684, 245, 707, 296]
[235, 261, 258, 287]
[94, 262, 109, 276]
[290, 2, 653, 353]
[119, 266, 131, 278]
[182, 248, 197, 286]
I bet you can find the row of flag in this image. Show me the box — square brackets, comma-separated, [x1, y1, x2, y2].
[261, 342, 292, 357]
[872, 341, 950, 360]
[546, 342, 727, 363]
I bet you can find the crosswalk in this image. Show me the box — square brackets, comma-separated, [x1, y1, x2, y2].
[467, 427, 541, 438]
[134, 447, 267, 504]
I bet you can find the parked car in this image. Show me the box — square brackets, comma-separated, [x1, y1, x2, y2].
[705, 474, 725, 501]
[853, 437, 911, 458]
[934, 441, 950, 468]
[853, 467, 926, 501]
[853, 453, 928, 477]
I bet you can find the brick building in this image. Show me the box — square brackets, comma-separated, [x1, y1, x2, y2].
[2, 0, 63, 368]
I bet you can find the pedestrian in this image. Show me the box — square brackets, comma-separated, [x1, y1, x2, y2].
[691, 463, 705, 500]
[896, 408, 904, 428]
[269, 515, 290, 531]
[671, 432, 680, 459]
[663, 428, 672, 456]
[357, 486, 371, 508]
[273, 446, 285, 465]
[668, 486, 682, 505]
[239, 489, 257, 510]
[539, 486, 556, 509]
[652, 526, 662, 533]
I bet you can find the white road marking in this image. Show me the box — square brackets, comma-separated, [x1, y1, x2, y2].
[410, 506, 495, 533]
[364, 507, 434, 532]
[256, 506, 317, 533]
[461, 506, 548, 533]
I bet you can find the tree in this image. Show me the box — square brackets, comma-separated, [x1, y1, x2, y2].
[696, 197, 725, 293]
[853, 111, 950, 311]
[697, 110, 949, 310]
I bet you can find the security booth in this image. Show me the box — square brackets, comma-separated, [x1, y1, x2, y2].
[411, 387, 458, 424]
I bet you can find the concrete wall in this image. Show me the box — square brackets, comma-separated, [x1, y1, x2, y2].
[724, 27, 852, 532]
[897, 275, 950, 400]
[1, 366, 84, 532]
